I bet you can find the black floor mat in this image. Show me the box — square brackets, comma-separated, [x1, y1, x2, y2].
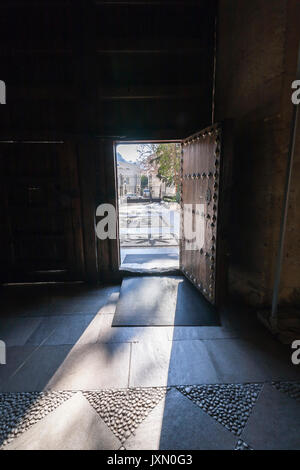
[123, 253, 179, 264]
[112, 276, 220, 327]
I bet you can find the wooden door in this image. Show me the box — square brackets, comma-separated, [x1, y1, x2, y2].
[180, 122, 232, 306]
[0, 141, 85, 282]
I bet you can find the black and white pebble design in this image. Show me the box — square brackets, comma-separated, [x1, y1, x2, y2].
[235, 439, 253, 450]
[83, 387, 167, 443]
[0, 391, 74, 448]
[272, 381, 300, 402]
[177, 383, 262, 436]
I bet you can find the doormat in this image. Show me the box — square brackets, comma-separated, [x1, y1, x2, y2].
[112, 276, 220, 327]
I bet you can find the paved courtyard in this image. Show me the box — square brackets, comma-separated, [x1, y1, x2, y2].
[0, 283, 300, 450]
[119, 201, 180, 272]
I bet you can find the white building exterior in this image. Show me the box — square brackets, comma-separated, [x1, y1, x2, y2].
[117, 159, 141, 197]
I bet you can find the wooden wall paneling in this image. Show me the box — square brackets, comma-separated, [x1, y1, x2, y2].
[77, 138, 99, 283]
[1, 143, 60, 280]
[57, 142, 78, 280]
[95, 139, 120, 282]
[95, 140, 113, 281]
[59, 140, 85, 280]
[0, 141, 85, 283]
[0, 144, 15, 282]
[106, 140, 120, 276]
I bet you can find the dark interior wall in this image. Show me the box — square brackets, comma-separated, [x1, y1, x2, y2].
[2, 0, 298, 300]
[281, 112, 300, 306]
[279, 0, 300, 306]
[0, 1, 217, 283]
[216, 0, 300, 307]
[0, 1, 216, 140]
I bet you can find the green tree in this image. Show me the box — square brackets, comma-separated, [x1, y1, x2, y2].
[137, 143, 181, 191]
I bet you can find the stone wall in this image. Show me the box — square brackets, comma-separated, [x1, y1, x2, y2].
[216, 0, 300, 307]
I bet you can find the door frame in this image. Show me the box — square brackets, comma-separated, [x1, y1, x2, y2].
[113, 139, 182, 272]
[111, 126, 233, 308]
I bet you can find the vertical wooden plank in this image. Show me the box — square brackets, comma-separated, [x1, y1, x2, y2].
[95, 139, 120, 282]
[64, 140, 85, 279]
[77, 138, 99, 283]
[57, 142, 77, 280]
[106, 140, 120, 274]
[0, 140, 86, 283]
[0, 144, 15, 282]
[95, 140, 112, 281]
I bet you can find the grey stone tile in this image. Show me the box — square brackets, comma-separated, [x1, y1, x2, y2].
[242, 384, 300, 450]
[47, 342, 131, 390]
[204, 338, 300, 383]
[0, 317, 42, 346]
[126, 388, 237, 450]
[130, 340, 218, 387]
[47, 299, 106, 315]
[3, 345, 73, 392]
[48, 284, 119, 300]
[0, 346, 37, 391]
[5, 392, 120, 450]
[76, 312, 106, 345]
[0, 286, 50, 317]
[168, 326, 236, 341]
[26, 314, 96, 346]
[0, 285, 121, 318]
[97, 314, 170, 344]
[47, 285, 121, 315]
[97, 292, 120, 314]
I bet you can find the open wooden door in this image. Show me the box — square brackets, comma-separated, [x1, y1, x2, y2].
[180, 122, 232, 306]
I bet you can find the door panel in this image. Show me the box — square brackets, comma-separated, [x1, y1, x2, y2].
[0, 142, 85, 282]
[180, 123, 231, 306]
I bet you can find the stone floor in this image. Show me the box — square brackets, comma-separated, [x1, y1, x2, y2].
[0, 282, 300, 450]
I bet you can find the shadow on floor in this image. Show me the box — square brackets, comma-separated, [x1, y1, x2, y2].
[1, 281, 300, 449]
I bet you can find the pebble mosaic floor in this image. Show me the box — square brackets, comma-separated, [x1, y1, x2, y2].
[83, 387, 167, 443]
[177, 383, 262, 436]
[0, 391, 74, 448]
[1, 381, 299, 450]
[272, 381, 300, 402]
